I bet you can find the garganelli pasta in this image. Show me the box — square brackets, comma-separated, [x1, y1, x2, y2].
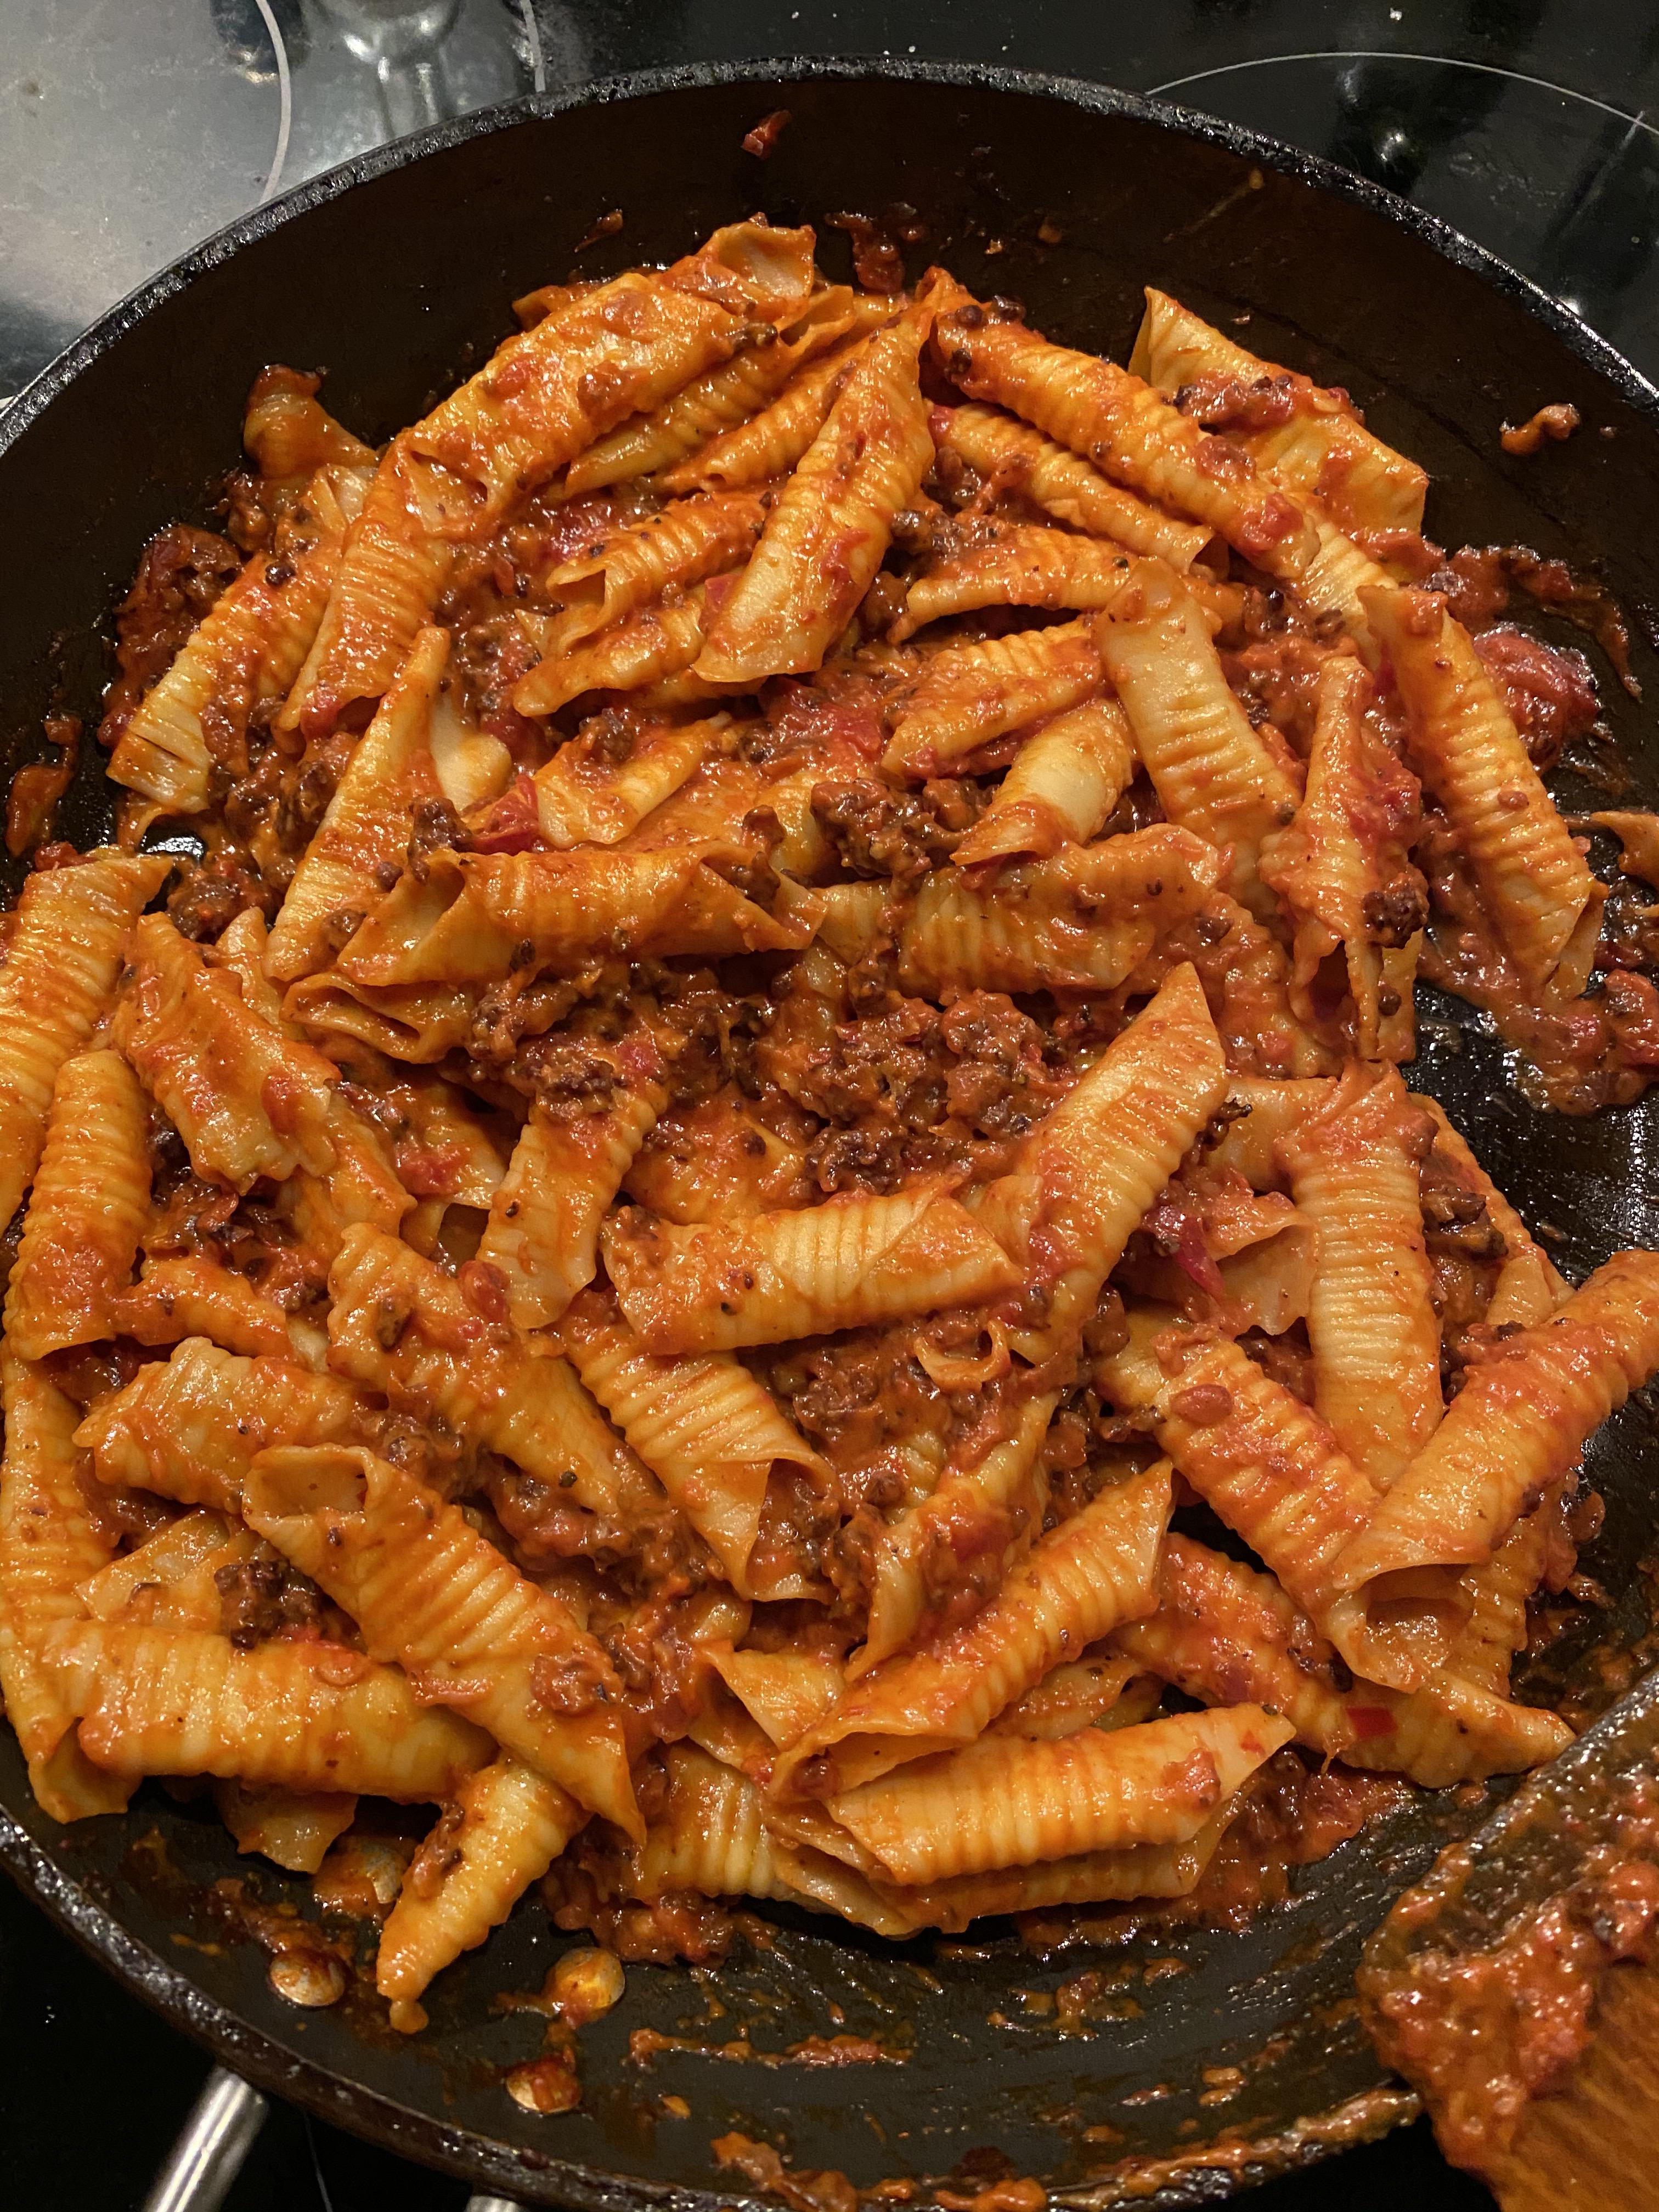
[2, 225, 1655, 2043]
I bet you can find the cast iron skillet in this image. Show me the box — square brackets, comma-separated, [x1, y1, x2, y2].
[3, 58, 1659, 2210]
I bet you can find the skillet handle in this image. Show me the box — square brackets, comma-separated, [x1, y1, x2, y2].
[142, 2066, 269, 2212]
[465, 2199, 525, 2210]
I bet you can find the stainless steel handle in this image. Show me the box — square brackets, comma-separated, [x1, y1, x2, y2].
[141, 2067, 269, 2212]
[465, 2199, 526, 2211]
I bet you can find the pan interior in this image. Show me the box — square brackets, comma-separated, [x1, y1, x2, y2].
[2, 65, 1656, 2208]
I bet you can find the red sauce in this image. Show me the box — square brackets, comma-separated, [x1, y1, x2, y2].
[1361, 1784, 1659, 2174]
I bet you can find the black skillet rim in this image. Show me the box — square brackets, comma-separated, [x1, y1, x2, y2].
[2, 50, 1656, 2209]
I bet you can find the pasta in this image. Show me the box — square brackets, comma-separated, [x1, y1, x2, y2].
[1280, 1069, 1443, 1487]
[1128, 287, 1428, 535]
[0, 850, 168, 1232]
[1364, 585, 1605, 998]
[1096, 557, 1302, 915]
[243, 1443, 641, 1835]
[2, 223, 1653, 2039]
[695, 301, 936, 685]
[1330, 1251, 1659, 1619]
[4, 1051, 151, 1361]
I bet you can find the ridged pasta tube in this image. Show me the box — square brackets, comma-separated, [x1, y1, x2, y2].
[883, 617, 1104, 776]
[326, 1225, 659, 1527]
[114, 915, 339, 1189]
[951, 698, 1136, 867]
[1331, 1251, 1659, 1600]
[568, 287, 889, 492]
[899, 823, 1227, 995]
[0, 849, 169, 1233]
[1282, 1069, 1443, 1488]
[603, 1176, 1023, 1355]
[115, 1256, 296, 1360]
[537, 493, 766, 657]
[0, 1355, 131, 1820]
[696, 303, 936, 685]
[1115, 1534, 1571, 1788]
[891, 524, 1136, 641]
[57, 1621, 492, 1798]
[655, 335, 872, 495]
[864, 1812, 1234, 1935]
[974, 961, 1227, 1359]
[75, 1338, 360, 1513]
[110, 468, 363, 810]
[533, 716, 729, 849]
[244, 1443, 641, 1836]
[478, 1033, 670, 1329]
[1257, 656, 1424, 1060]
[410, 223, 816, 517]
[1129, 287, 1427, 535]
[1096, 558, 1302, 913]
[557, 1286, 829, 1590]
[1098, 1307, 1408, 1686]
[825, 1705, 1294, 1882]
[856, 1391, 1058, 1673]
[4, 1052, 149, 1360]
[511, 592, 709, 719]
[337, 845, 812, 988]
[377, 1757, 584, 2010]
[931, 404, 1211, 568]
[771, 1462, 1172, 1797]
[928, 272, 1317, 576]
[266, 626, 447, 982]
[1363, 585, 1605, 998]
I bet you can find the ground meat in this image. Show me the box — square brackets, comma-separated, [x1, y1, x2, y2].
[549, 1877, 738, 1965]
[772, 998, 948, 1129]
[166, 845, 280, 941]
[940, 990, 1065, 1137]
[1601, 968, 1659, 1068]
[486, 1465, 630, 1566]
[824, 207, 924, 294]
[1220, 628, 1335, 754]
[746, 1462, 842, 1593]
[655, 975, 772, 1107]
[772, 1328, 945, 1471]
[212, 1200, 328, 1313]
[1472, 626, 1599, 769]
[1174, 371, 1302, 433]
[529, 1647, 612, 1716]
[1239, 1323, 1316, 1406]
[215, 1547, 329, 1647]
[97, 524, 242, 750]
[407, 795, 469, 882]
[140, 1172, 238, 1261]
[811, 776, 984, 881]
[1420, 1142, 1507, 1261]
[443, 613, 541, 756]
[532, 1039, 619, 1120]
[405, 1801, 467, 1899]
[807, 1124, 906, 1195]
[1362, 876, 1431, 946]
[40, 1339, 149, 1411]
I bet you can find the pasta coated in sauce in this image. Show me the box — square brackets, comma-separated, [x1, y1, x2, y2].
[1, 224, 1654, 2044]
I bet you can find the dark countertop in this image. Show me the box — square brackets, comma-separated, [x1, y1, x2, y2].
[4, 2, 1655, 2203]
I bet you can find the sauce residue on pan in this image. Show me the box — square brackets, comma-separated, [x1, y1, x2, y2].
[1359, 1769, 1659, 2175]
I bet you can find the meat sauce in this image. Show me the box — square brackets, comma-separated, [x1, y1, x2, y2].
[1361, 1778, 1659, 2175]
[26, 331, 1647, 2045]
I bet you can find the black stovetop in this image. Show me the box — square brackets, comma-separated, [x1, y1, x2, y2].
[3, 3, 1653, 2205]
